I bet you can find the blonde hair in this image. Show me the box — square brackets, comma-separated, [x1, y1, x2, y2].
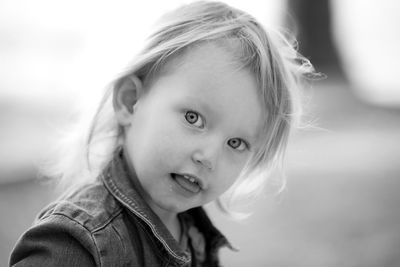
[42, 1, 315, 215]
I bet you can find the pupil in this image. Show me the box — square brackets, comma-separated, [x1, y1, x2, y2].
[186, 111, 197, 123]
[230, 139, 238, 147]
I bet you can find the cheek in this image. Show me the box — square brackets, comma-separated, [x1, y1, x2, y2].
[144, 121, 189, 166]
[215, 158, 246, 191]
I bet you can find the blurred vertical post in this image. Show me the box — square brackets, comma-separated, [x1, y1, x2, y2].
[286, 0, 346, 80]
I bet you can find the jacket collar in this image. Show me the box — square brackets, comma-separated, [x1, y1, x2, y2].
[101, 148, 233, 265]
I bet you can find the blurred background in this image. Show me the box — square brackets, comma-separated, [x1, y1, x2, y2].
[1, 0, 400, 266]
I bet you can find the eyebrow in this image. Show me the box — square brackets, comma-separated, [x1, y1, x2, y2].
[184, 95, 213, 115]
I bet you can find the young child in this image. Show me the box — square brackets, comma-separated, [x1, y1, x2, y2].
[10, 1, 314, 266]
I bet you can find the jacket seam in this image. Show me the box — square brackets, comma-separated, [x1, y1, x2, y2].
[42, 213, 102, 266]
[92, 208, 123, 233]
[135, 217, 168, 262]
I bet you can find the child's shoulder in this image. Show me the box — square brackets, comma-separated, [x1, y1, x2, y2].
[36, 179, 123, 233]
[9, 179, 133, 266]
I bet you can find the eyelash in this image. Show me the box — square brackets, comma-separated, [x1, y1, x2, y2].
[183, 110, 250, 152]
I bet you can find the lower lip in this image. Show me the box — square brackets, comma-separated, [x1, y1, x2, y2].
[170, 174, 201, 197]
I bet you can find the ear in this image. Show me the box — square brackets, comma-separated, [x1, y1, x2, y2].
[113, 75, 143, 126]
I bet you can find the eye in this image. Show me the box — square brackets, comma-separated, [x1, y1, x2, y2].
[227, 138, 248, 151]
[184, 110, 204, 128]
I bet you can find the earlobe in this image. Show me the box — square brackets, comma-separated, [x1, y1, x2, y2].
[113, 75, 143, 126]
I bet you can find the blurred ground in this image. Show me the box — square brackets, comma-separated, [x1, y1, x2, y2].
[1, 78, 400, 266]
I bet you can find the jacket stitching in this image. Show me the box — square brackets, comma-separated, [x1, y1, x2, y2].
[111, 223, 127, 266]
[135, 217, 169, 262]
[92, 208, 123, 233]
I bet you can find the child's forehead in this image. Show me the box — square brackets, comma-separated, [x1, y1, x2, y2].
[158, 43, 255, 92]
[160, 41, 246, 79]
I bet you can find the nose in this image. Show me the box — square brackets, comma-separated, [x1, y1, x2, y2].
[192, 152, 213, 170]
[191, 142, 219, 171]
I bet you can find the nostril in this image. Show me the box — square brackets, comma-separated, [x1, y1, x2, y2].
[192, 153, 213, 170]
[202, 159, 213, 170]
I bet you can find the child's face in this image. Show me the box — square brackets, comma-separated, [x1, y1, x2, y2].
[122, 43, 263, 215]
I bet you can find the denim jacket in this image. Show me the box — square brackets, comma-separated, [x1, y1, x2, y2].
[10, 150, 233, 266]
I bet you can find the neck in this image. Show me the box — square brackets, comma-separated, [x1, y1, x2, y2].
[148, 203, 181, 242]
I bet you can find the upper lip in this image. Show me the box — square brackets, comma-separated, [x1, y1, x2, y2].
[175, 172, 205, 190]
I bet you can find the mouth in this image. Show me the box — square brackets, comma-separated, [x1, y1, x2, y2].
[170, 173, 203, 194]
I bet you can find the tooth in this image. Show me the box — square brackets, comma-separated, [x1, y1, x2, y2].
[189, 177, 195, 183]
